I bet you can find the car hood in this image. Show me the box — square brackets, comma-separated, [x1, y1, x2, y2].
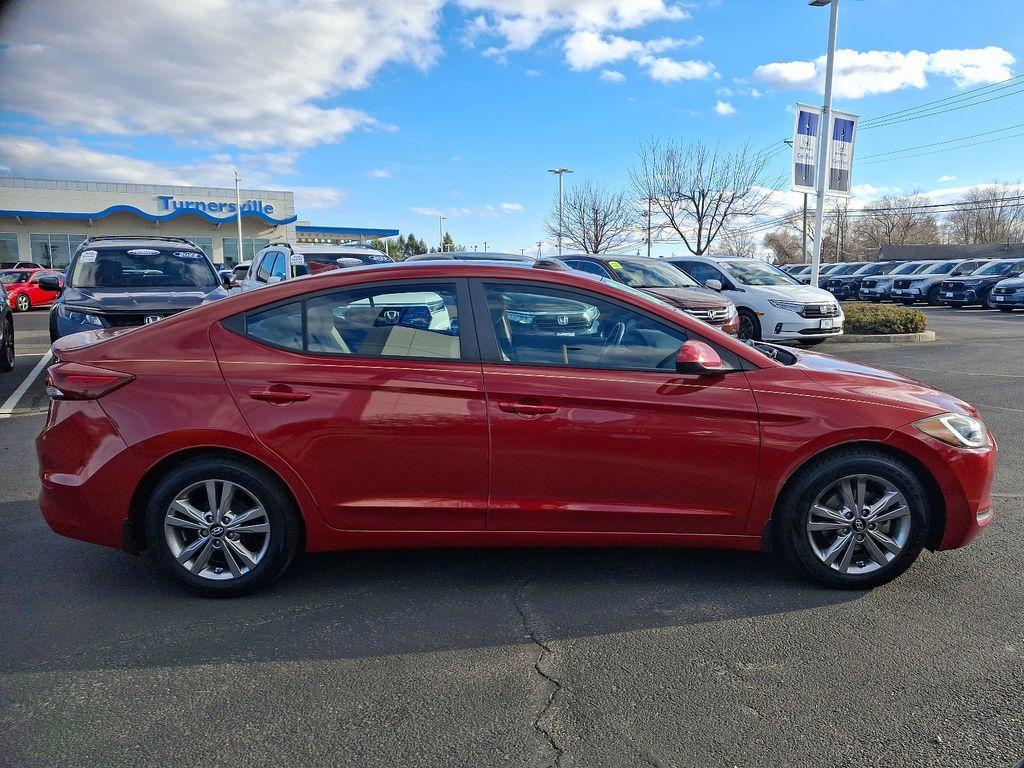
[996, 277, 1024, 288]
[941, 275, 999, 285]
[638, 286, 730, 309]
[790, 348, 977, 418]
[744, 283, 837, 303]
[62, 286, 229, 311]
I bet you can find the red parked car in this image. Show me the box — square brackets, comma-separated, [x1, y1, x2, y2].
[38, 262, 996, 596]
[1, 268, 64, 312]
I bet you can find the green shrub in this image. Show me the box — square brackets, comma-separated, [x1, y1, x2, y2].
[842, 303, 927, 335]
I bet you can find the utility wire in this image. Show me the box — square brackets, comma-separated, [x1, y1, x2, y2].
[860, 74, 1024, 127]
[859, 122, 1024, 159]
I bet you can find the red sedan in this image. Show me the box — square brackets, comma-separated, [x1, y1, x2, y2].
[1, 268, 64, 311]
[38, 262, 996, 596]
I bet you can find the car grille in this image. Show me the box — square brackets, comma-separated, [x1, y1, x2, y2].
[893, 279, 915, 289]
[100, 311, 180, 327]
[940, 281, 959, 291]
[684, 307, 729, 325]
[993, 286, 1021, 295]
[532, 313, 592, 332]
[861, 279, 878, 289]
[801, 303, 841, 318]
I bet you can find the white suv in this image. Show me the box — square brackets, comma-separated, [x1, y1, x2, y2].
[661, 256, 844, 344]
[241, 243, 392, 293]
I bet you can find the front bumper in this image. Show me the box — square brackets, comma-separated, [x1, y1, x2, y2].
[990, 293, 1024, 307]
[939, 288, 979, 305]
[826, 284, 856, 300]
[858, 286, 891, 300]
[890, 287, 923, 301]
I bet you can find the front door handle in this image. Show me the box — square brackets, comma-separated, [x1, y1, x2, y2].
[498, 400, 558, 416]
[249, 386, 311, 404]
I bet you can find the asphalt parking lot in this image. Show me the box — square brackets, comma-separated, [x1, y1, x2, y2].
[1, 306, 1022, 768]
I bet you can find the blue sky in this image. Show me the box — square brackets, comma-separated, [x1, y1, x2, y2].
[1, 0, 1022, 255]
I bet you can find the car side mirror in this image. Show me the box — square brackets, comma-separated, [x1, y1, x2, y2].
[705, 279, 723, 292]
[38, 276, 62, 292]
[221, 274, 235, 289]
[267, 275, 283, 285]
[676, 340, 725, 376]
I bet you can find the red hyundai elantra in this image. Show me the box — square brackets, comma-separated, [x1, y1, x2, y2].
[37, 262, 996, 596]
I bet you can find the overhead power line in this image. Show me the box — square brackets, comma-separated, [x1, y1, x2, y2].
[858, 122, 1024, 160]
[860, 131, 1024, 166]
[859, 74, 1024, 128]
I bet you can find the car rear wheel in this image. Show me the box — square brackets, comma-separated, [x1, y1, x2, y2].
[14, 294, 30, 312]
[145, 458, 301, 597]
[772, 449, 929, 589]
[738, 308, 761, 341]
[0, 317, 14, 372]
[926, 286, 941, 306]
[998, 306, 1014, 312]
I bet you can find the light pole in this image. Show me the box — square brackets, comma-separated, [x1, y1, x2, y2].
[233, 169, 244, 265]
[438, 215, 445, 253]
[809, 0, 840, 286]
[548, 167, 573, 256]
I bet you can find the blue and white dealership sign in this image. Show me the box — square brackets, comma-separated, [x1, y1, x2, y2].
[156, 195, 276, 216]
[791, 103, 821, 195]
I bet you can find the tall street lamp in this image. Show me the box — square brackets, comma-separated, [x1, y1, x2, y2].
[438, 215, 446, 253]
[808, 0, 840, 287]
[233, 169, 244, 265]
[548, 167, 573, 256]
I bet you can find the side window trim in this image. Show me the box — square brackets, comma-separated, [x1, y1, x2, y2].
[467, 277, 742, 373]
[230, 277, 480, 363]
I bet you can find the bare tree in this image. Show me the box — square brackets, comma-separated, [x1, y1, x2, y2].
[716, 229, 759, 258]
[946, 183, 1024, 244]
[854, 193, 940, 252]
[763, 229, 802, 263]
[544, 180, 637, 253]
[631, 138, 781, 255]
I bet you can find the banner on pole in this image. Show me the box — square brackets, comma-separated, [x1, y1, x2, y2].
[826, 110, 859, 197]
[791, 103, 821, 194]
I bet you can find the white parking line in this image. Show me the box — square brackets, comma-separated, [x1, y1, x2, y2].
[0, 351, 53, 418]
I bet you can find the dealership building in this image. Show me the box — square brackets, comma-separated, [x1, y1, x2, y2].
[0, 176, 398, 268]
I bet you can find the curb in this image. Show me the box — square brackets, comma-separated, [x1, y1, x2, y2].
[829, 330, 936, 344]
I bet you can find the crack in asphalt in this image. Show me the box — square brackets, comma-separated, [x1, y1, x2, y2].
[513, 584, 564, 768]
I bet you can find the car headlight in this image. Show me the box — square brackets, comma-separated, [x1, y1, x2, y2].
[768, 300, 804, 313]
[913, 412, 990, 448]
[59, 304, 104, 327]
[725, 304, 737, 319]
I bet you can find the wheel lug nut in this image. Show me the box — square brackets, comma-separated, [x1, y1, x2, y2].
[844, 511, 854, 520]
[200, 529, 208, 537]
[228, 532, 238, 540]
[204, 514, 214, 523]
[843, 527, 851, 534]
[212, 540, 222, 548]
[868, 523, 876, 530]
[856, 534, 865, 542]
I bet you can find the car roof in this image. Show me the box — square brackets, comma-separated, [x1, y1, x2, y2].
[285, 243, 386, 255]
[78, 237, 202, 250]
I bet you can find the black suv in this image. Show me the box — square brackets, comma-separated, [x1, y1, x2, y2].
[938, 259, 1024, 308]
[824, 261, 900, 301]
[45, 236, 231, 342]
[0, 279, 14, 372]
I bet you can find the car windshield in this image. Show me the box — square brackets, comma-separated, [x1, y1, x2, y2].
[853, 262, 895, 276]
[818, 264, 842, 274]
[720, 260, 800, 286]
[918, 261, 955, 275]
[605, 259, 699, 288]
[891, 262, 928, 275]
[971, 261, 1013, 277]
[0, 271, 30, 284]
[595, 277, 686, 311]
[298, 251, 392, 276]
[70, 247, 218, 289]
[1006, 262, 1024, 277]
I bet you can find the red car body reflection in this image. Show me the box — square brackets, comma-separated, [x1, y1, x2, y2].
[37, 263, 996, 593]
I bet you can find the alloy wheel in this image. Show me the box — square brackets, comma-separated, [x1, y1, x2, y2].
[738, 312, 756, 341]
[2, 320, 13, 367]
[15, 295, 29, 311]
[163, 479, 271, 581]
[806, 473, 911, 575]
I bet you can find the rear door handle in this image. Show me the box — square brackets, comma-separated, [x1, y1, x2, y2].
[249, 386, 311, 404]
[498, 400, 558, 416]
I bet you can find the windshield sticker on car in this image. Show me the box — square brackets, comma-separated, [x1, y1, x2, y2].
[127, 248, 161, 256]
[79, 250, 98, 263]
[172, 251, 203, 259]
[289, 254, 305, 264]
[368, 255, 390, 263]
[608, 261, 623, 270]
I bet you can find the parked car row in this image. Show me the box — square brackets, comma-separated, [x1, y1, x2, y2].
[781, 257, 1024, 310]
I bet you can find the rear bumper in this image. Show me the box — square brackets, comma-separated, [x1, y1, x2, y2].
[883, 425, 997, 551]
[36, 399, 141, 550]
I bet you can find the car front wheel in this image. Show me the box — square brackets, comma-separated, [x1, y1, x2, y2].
[145, 457, 302, 597]
[0, 317, 14, 372]
[773, 449, 929, 589]
[738, 308, 761, 341]
[15, 294, 30, 312]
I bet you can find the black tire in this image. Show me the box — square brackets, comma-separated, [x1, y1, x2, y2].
[144, 457, 302, 597]
[738, 308, 761, 341]
[949, 303, 964, 308]
[926, 286, 941, 306]
[0, 317, 14, 372]
[772, 448, 930, 590]
[998, 306, 1014, 312]
[898, 300, 916, 306]
[14, 294, 31, 312]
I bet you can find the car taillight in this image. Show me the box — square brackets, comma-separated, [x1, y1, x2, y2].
[45, 362, 134, 400]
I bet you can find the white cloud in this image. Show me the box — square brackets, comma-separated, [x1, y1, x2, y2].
[0, 134, 346, 211]
[714, 100, 735, 116]
[752, 47, 1015, 99]
[367, 169, 392, 179]
[0, 0, 443, 149]
[600, 69, 626, 82]
[460, 0, 690, 54]
[525, 68, 543, 77]
[411, 202, 519, 217]
[564, 30, 643, 69]
[937, 174, 957, 183]
[500, 201, 524, 212]
[639, 55, 715, 83]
